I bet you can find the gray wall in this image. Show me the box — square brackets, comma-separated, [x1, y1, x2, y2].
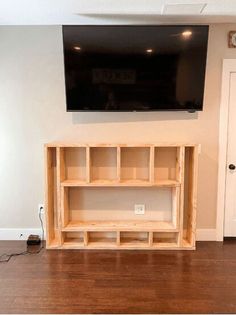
[1, 25, 236, 232]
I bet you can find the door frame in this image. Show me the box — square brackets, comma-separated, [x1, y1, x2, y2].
[217, 59, 236, 241]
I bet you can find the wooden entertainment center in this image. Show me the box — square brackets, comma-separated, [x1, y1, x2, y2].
[45, 143, 199, 250]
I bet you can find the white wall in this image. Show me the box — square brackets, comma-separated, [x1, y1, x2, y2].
[1, 24, 236, 235]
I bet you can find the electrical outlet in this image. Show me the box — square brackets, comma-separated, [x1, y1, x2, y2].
[134, 204, 145, 215]
[18, 233, 27, 240]
[38, 204, 44, 214]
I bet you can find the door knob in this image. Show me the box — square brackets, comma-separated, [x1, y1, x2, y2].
[229, 164, 236, 170]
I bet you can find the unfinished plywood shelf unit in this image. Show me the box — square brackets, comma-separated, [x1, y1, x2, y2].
[45, 143, 199, 250]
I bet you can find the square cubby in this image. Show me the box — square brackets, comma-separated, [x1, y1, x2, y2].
[154, 147, 178, 182]
[62, 231, 84, 247]
[62, 147, 87, 182]
[120, 231, 149, 247]
[88, 232, 117, 247]
[120, 147, 150, 183]
[153, 232, 179, 247]
[90, 147, 118, 183]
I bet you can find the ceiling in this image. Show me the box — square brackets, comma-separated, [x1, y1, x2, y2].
[1, 0, 236, 25]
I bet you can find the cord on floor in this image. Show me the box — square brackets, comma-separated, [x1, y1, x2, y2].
[0, 208, 45, 263]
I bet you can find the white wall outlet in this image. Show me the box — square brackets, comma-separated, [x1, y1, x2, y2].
[134, 204, 145, 215]
[38, 203, 44, 214]
[19, 233, 24, 239]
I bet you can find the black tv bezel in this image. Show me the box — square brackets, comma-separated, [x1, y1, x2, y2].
[62, 25, 209, 113]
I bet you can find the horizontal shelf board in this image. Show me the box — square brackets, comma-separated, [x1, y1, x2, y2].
[120, 242, 149, 248]
[59, 245, 194, 250]
[46, 142, 198, 148]
[153, 242, 178, 248]
[120, 179, 180, 187]
[62, 220, 178, 232]
[61, 179, 180, 187]
[62, 243, 85, 249]
[87, 244, 117, 249]
[119, 179, 153, 186]
[154, 180, 180, 187]
[61, 180, 88, 186]
[61, 179, 88, 187]
[88, 179, 119, 185]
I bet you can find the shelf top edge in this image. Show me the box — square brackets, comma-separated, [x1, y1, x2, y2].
[62, 220, 178, 232]
[45, 142, 200, 148]
[61, 179, 180, 187]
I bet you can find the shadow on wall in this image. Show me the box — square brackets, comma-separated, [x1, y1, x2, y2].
[72, 111, 198, 124]
[78, 14, 195, 25]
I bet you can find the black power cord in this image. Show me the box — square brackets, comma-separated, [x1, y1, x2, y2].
[0, 207, 45, 263]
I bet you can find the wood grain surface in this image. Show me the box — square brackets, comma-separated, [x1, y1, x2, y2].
[0, 240, 236, 314]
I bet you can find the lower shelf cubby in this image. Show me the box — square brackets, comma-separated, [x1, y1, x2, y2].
[62, 231, 85, 248]
[120, 231, 150, 248]
[87, 231, 118, 248]
[152, 232, 179, 248]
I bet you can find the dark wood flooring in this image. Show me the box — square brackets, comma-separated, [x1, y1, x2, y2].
[0, 240, 236, 314]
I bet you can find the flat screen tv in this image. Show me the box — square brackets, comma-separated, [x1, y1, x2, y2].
[63, 25, 209, 112]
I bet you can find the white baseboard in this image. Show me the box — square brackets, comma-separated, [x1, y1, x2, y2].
[0, 228, 216, 241]
[196, 228, 216, 241]
[0, 228, 42, 240]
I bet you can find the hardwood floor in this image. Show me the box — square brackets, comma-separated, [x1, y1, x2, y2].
[0, 240, 236, 314]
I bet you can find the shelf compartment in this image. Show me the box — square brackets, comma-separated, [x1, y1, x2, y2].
[120, 147, 150, 182]
[87, 231, 117, 248]
[62, 187, 175, 224]
[153, 232, 179, 247]
[90, 147, 118, 182]
[62, 231, 84, 248]
[62, 220, 178, 232]
[154, 147, 178, 182]
[62, 147, 87, 182]
[120, 231, 149, 247]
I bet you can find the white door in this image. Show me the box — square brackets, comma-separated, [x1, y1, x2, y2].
[225, 72, 236, 237]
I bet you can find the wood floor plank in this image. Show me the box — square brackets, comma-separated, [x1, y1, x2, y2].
[0, 240, 236, 313]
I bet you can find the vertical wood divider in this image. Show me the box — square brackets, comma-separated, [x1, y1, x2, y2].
[61, 231, 65, 246]
[188, 145, 199, 248]
[177, 146, 185, 247]
[117, 231, 120, 246]
[84, 231, 88, 246]
[56, 147, 63, 246]
[86, 146, 90, 183]
[149, 146, 155, 183]
[60, 186, 69, 229]
[45, 146, 51, 247]
[117, 146, 121, 182]
[60, 147, 65, 182]
[172, 187, 179, 229]
[59, 148, 66, 246]
[149, 232, 153, 246]
[60, 186, 64, 229]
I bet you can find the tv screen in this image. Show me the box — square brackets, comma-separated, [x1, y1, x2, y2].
[63, 25, 209, 112]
